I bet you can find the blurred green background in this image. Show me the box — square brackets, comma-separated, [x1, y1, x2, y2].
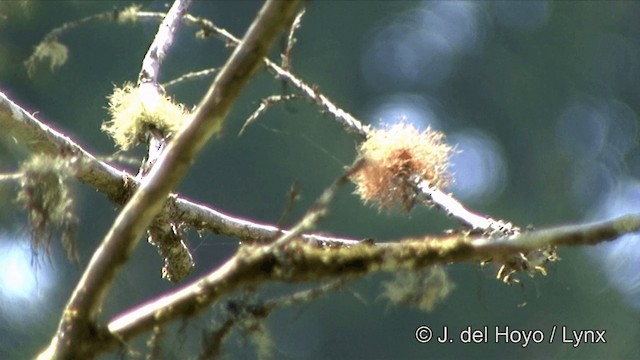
[1, 1, 640, 359]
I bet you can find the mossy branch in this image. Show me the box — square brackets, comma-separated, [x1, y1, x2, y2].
[107, 214, 640, 346]
[165, 9, 519, 236]
[24, 5, 141, 76]
[0, 90, 362, 247]
[23, 3, 519, 236]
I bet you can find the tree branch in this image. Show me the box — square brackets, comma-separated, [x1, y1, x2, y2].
[0, 91, 128, 202]
[138, 0, 191, 86]
[173, 11, 519, 235]
[107, 213, 640, 347]
[22, 4, 520, 238]
[0, 90, 362, 246]
[135, 0, 195, 283]
[36, 1, 301, 358]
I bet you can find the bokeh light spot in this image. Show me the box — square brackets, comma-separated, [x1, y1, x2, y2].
[588, 179, 640, 311]
[449, 129, 507, 203]
[366, 93, 443, 131]
[0, 234, 55, 325]
[556, 101, 607, 160]
[361, 0, 483, 90]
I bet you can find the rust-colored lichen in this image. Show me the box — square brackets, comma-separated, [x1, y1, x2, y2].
[350, 122, 452, 211]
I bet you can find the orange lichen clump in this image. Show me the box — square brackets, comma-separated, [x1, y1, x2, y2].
[351, 122, 452, 212]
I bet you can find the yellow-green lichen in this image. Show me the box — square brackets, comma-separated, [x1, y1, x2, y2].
[24, 39, 69, 77]
[117, 5, 141, 24]
[102, 83, 190, 150]
[382, 266, 454, 312]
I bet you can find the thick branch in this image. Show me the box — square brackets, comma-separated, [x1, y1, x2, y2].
[0, 91, 128, 202]
[107, 214, 640, 346]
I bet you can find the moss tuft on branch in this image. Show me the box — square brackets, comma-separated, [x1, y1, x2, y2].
[117, 5, 141, 24]
[351, 122, 453, 212]
[102, 83, 190, 150]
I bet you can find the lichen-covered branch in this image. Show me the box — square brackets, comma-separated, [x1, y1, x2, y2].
[107, 213, 640, 347]
[4, 4, 640, 358]
[134, 0, 195, 283]
[36, 1, 301, 359]
[169, 11, 518, 235]
[267, 160, 363, 249]
[413, 177, 519, 235]
[23, 4, 520, 237]
[0, 90, 362, 248]
[0, 91, 127, 202]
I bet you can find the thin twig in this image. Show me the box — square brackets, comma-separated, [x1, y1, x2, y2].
[275, 180, 301, 231]
[199, 279, 343, 359]
[281, 8, 306, 71]
[139, 11, 372, 139]
[239, 94, 297, 136]
[268, 159, 363, 250]
[24, 10, 116, 76]
[0, 173, 22, 181]
[163, 67, 220, 88]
